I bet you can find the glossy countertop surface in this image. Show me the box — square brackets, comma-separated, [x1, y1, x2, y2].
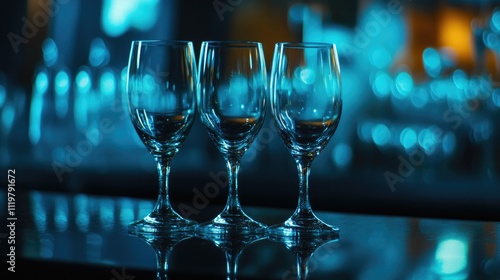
[2, 189, 499, 280]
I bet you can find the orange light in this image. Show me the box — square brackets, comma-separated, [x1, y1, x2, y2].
[437, 8, 475, 68]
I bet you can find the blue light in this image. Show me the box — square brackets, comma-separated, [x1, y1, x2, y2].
[76, 69, 92, 92]
[331, 143, 352, 168]
[29, 94, 42, 144]
[356, 1, 407, 58]
[400, 127, 417, 150]
[55, 70, 70, 119]
[418, 128, 438, 155]
[42, 38, 58, 67]
[467, 76, 493, 100]
[302, 6, 322, 43]
[101, 0, 160, 38]
[394, 71, 413, 99]
[423, 48, 442, 78]
[229, 74, 249, 95]
[55, 71, 70, 95]
[1, 103, 15, 135]
[483, 31, 500, 50]
[216, 74, 252, 116]
[434, 238, 468, 276]
[119, 198, 135, 227]
[75, 194, 90, 232]
[372, 123, 391, 146]
[30, 192, 47, 232]
[99, 199, 115, 232]
[472, 120, 492, 143]
[99, 70, 116, 97]
[0, 85, 6, 107]
[89, 38, 109, 67]
[29, 70, 49, 145]
[370, 48, 392, 69]
[357, 122, 372, 143]
[442, 132, 456, 156]
[430, 79, 447, 101]
[142, 73, 157, 93]
[74, 68, 91, 131]
[410, 87, 429, 108]
[490, 8, 500, 34]
[35, 70, 49, 94]
[102, 0, 137, 37]
[138, 200, 154, 224]
[372, 71, 392, 99]
[121, 66, 128, 94]
[288, 3, 307, 24]
[299, 68, 315, 85]
[492, 88, 500, 107]
[54, 196, 68, 232]
[452, 70, 468, 90]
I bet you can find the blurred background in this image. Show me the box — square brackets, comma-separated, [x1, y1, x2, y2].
[1, 0, 500, 221]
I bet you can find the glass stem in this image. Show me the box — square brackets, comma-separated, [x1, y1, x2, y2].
[153, 155, 174, 216]
[223, 154, 243, 215]
[155, 246, 173, 280]
[225, 250, 241, 280]
[292, 157, 315, 223]
[295, 252, 310, 280]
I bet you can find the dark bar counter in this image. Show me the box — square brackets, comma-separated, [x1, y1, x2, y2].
[1, 189, 499, 280]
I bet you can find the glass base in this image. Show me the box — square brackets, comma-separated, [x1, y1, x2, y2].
[197, 211, 267, 237]
[128, 212, 198, 235]
[267, 216, 339, 240]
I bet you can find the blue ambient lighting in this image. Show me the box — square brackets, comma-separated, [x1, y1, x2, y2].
[89, 38, 110, 67]
[400, 127, 417, 150]
[55, 70, 70, 119]
[99, 69, 116, 97]
[372, 71, 392, 98]
[394, 72, 413, 100]
[332, 143, 352, 168]
[42, 38, 58, 67]
[423, 48, 442, 78]
[101, 0, 160, 37]
[372, 123, 391, 146]
[434, 238, 468, 276]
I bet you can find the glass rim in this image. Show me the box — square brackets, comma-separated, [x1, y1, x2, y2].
[276, 42, 337, 49]
[130, 40, 193, 46]
[201, 40, 263, 48]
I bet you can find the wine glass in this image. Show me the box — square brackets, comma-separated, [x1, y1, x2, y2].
[197, 41, 267, 235]
[198, 232, 265, 280]
[130, 231, 194, 280]
[268, 42, 342, 238]
[268, 233, 339, 280]
[127, 40, 198, 234]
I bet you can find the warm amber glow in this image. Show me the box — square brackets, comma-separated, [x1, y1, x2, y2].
[437, 7, 475, 68]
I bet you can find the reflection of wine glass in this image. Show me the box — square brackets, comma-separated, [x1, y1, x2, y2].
[127, 40, 198, 234]
[199, 232, 265, 280]
[131, 231, 194, 280]
[197, 41, 267, 235]
[269, 234, 339, 280]
[269, 42, 342, 238]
